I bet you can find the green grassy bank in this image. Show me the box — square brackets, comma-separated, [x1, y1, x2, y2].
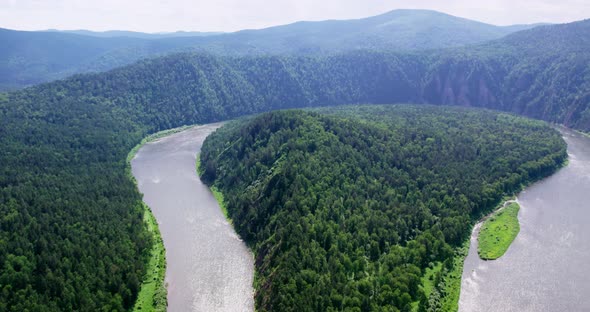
[132, 205, 167, 312]
[196, 153, 231, 222]
[478, 202, 521, 260]
[413, 242, 468, 312]
[127, 124, 198, 312]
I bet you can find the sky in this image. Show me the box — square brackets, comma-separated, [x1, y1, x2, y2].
[0, 0, 589, 33]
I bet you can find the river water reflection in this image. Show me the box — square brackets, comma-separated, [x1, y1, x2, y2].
[131, 124, 254, 312]
[459, 127, 590, 311]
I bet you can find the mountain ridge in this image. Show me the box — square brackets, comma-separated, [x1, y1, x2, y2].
[8, 17, 587, 130]
[0, 9, 545, 91]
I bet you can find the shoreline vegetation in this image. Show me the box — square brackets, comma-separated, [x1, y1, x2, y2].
[211, 186, 230, 222]
[132, 204, 167, 312]
[196, 153, 231, 223]
[127, 124, 199, 312]
[477, 202, 521, 260]
[471, 143, 571, 261]
[574, 128, 590, 139]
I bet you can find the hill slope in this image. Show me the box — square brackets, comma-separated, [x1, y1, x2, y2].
[0, 9, 538, 90]
[199, 106, 566, 311]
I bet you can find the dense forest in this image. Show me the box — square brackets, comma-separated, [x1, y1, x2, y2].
[199, 106, 567, 311]
[3, 19, 589, 129]
[0, 16, 586, 311]
[0, 9, 536, 90]
[0, 90, 151, 310]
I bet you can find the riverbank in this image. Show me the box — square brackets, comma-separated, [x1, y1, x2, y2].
[459, 127, 581, 312]
[196, 153, 231, 222]
[132, 203, 167, 312]
[478, 202, 520, 260]
[127, 124, 198, 312]
[211, 186, 230, 221]
[413, 242, 469, 312]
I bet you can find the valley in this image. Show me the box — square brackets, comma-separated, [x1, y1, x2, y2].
[1, 6, 589, 312]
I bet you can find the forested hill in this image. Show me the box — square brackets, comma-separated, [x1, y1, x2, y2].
[4, 18, 589, 132]
[0, 9, 537, 90]
[199, 106, 566, 311]
[484, 19, 590, 54]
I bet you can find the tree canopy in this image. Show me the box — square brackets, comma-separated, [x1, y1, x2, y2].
[199, 105, 566, 311]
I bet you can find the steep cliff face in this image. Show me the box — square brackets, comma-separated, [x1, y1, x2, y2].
[499, 53, 590, 127]
[418, 38, 590, 131]
[421, 56, 505, 110]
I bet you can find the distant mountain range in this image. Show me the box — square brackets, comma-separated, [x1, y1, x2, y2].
[0, 9, 544, 91]
[218, 9, 543, 53]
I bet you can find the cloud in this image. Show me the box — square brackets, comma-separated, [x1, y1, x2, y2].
[0, 0, 588, 32]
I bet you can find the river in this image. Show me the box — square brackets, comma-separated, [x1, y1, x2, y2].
[459, 127, 590, 311]
[131, 124, 254, 312]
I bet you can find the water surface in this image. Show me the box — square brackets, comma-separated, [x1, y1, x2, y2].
[459, 128, 590, 311]
[131, 124, 254, 312]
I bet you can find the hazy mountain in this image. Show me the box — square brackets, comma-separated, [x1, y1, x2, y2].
[0, 28, 145, 90]
[217, 9, 540, 53]
[0, 9, 542, 91]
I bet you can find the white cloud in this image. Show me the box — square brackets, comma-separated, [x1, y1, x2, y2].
[0, 0, 588, 32]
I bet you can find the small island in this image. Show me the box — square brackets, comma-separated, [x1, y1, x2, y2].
[478, 202, 521, 260]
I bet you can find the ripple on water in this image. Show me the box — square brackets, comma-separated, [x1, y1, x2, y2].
[131, 124, 254, 312]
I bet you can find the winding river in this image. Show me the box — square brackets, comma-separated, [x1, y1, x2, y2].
[459, 127, 590, 311]
[131, 124, 254, 312]
[130, 123, 590, 311]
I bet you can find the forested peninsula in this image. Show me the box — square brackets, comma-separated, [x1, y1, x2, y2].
[199, 105, 566, 311]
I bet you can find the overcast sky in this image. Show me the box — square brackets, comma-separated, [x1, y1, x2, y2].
[1, 0, 589, 33]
